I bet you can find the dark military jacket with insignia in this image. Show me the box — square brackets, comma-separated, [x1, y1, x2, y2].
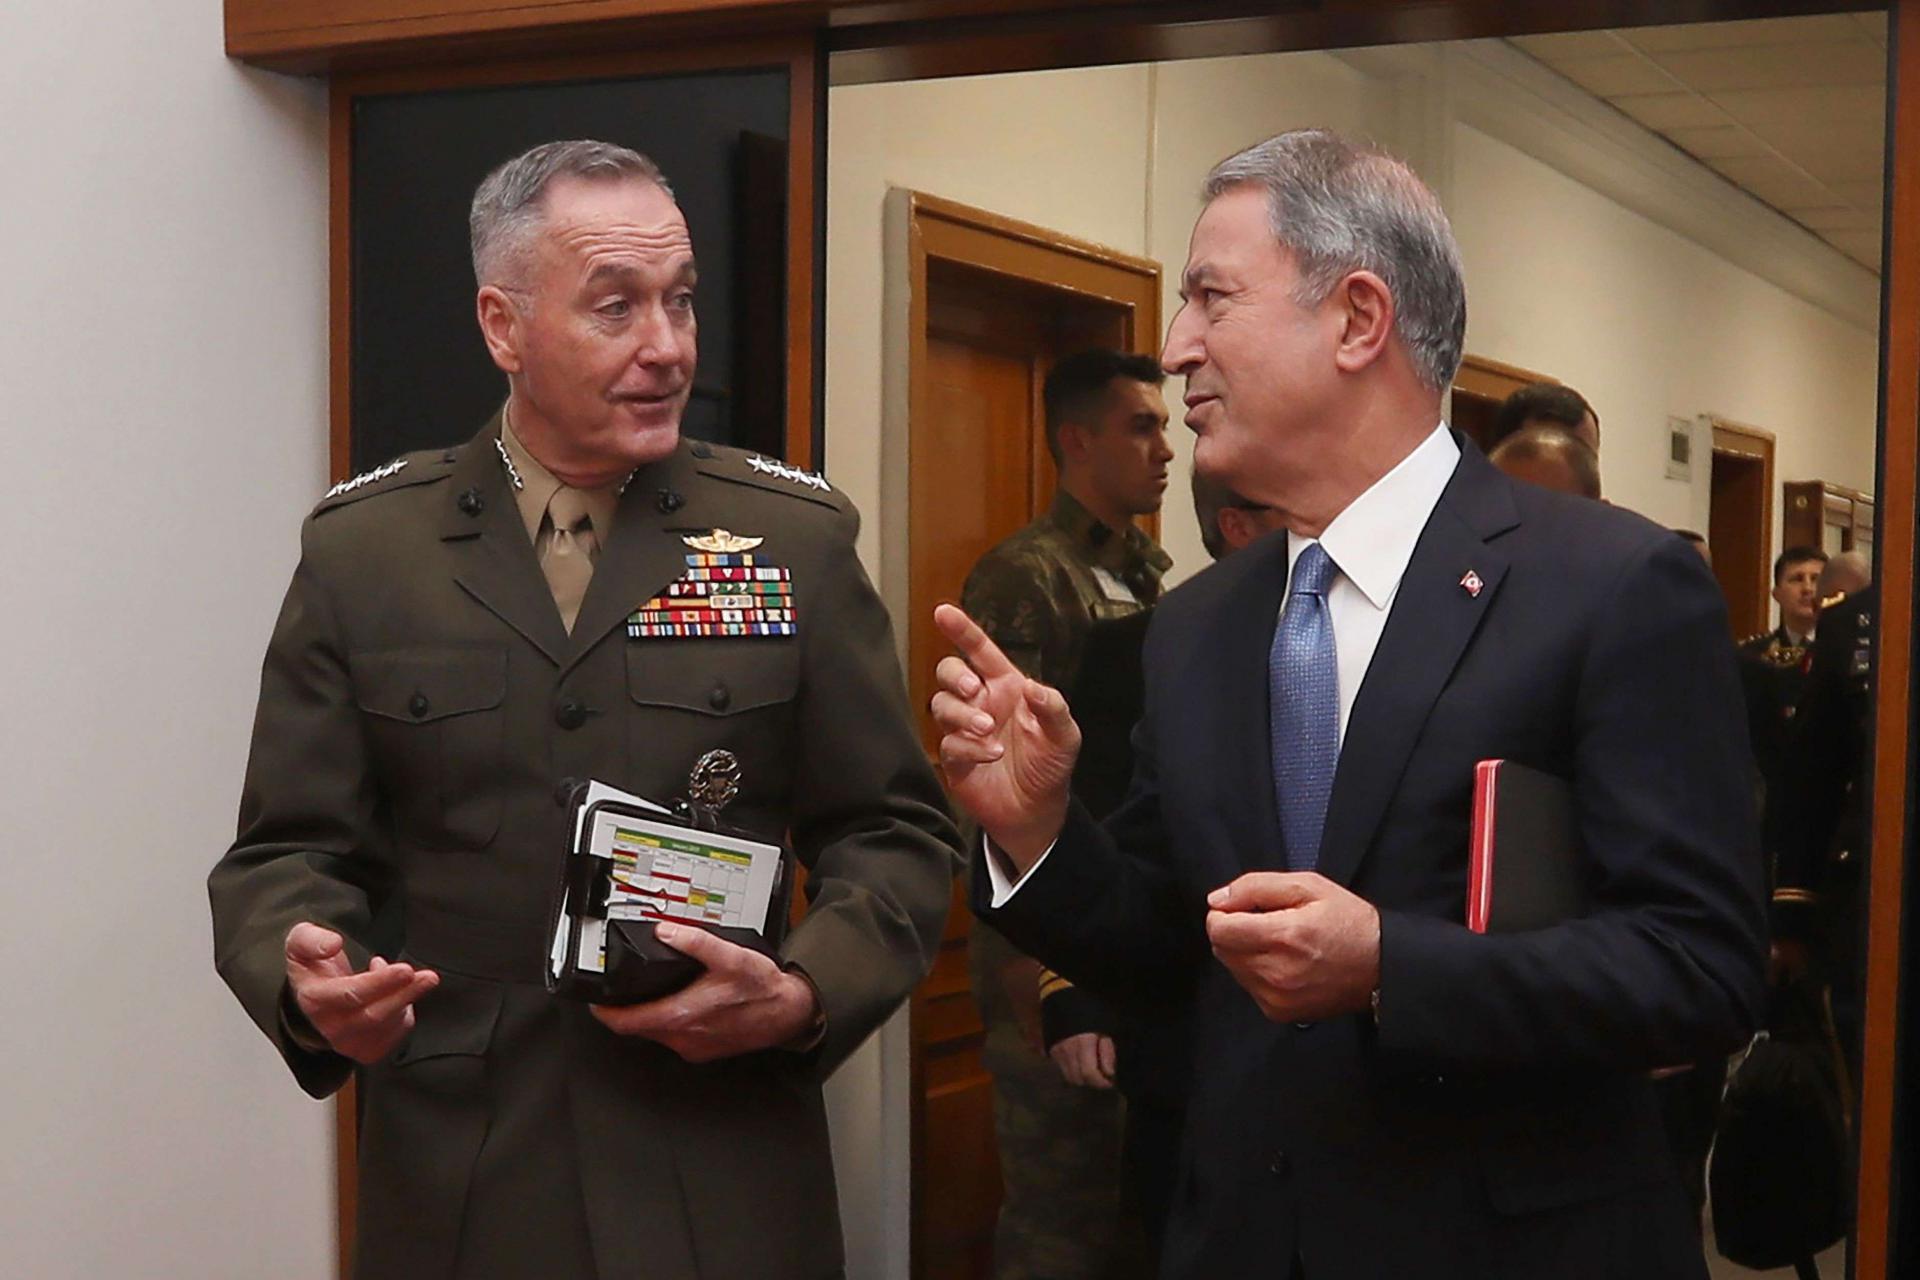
[960, 490, 1171, 1049]
[1738, 623, 1813, 788]
[1769, 585, 1876, 938]
[209, 416, 959, 1280]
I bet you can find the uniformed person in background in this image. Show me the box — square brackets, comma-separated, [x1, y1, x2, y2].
[1771, 559, 1876, 1082]
[961, 348, 1173, 1280]
[1740, 545, 1827, 791]
[208, 139, 959, 1280]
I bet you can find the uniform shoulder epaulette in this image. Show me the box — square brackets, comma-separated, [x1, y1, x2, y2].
[1738, 630, 1770, 649]
[310, 447, 459, 516]
[1819, 589, 1851, 611]
[690, 442, 844, 511]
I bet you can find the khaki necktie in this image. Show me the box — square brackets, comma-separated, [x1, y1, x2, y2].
[542, 487, 599, 632]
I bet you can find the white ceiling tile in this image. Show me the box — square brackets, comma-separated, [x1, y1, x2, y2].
[1829, 179, 1885, 207]
[1851, 12, 1890, 46]
[1548, 54, 1685, 97]
[1664, 124, 1771, 160]
[1708, 155, 1842, 209]
[1645, 42, 1886, 93]
[1611, 93, 1732, 131]
[1822, 228, 1884, 262]
[1793, 206, 1877, 232]
[1508, 32, 1628, 62]
[1625, 16, 1864, 53]
[1747, 118, 1885, 187]
[1705, 83, 1887, 128]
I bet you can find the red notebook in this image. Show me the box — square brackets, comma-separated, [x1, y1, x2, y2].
[1468, 759, 1587, 933]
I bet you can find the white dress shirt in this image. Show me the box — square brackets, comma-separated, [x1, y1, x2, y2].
[986, 422, 1461, 905]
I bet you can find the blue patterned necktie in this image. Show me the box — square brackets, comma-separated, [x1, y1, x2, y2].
[1270, 542, 1341, 872]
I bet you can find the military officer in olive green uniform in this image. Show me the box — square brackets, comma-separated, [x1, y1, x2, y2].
[960, 350, 1173, 1280]
[208, 140, 958, 1280]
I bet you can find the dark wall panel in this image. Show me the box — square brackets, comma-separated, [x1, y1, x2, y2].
[350, 69, 789, 472]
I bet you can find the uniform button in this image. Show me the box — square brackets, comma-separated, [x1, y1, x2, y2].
[708, 683, 731, 711]
[555, 698, 589, 730]
[1294, 1020, 1314, 1031]
[408, 693, 430, 719]
[690, 442, 713, 459]
[657, 488, 685, 514]
[553, 777, 583, 808]
[442, 449, 459, 463]
[1269, 1151, 1291, 1179]
[457, 487, 484, 516]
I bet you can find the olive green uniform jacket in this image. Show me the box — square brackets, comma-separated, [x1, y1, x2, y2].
[209, 421, 959, 1280]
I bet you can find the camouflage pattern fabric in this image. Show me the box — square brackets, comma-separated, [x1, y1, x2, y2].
[962, 490, 1169, 1280]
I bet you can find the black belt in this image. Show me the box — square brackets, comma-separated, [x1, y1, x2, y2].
[404, 903, 548, 986]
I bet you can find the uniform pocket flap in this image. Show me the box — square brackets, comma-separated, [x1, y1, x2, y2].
[354, 648, 508, 723]
[388, 974, 504, 1066]
[626, 646, 798, 716]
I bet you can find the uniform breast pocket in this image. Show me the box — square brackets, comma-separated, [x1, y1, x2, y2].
[624, 644, 800, 822]
[353, 647, 508, 851]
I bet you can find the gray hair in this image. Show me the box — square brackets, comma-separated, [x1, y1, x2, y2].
[1202, 129, 1466, 391]
[1819, 549, 1872, 599]
[469, 139, 672, 287]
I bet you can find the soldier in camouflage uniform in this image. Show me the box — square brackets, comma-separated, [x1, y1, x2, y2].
[961, 349, 1173, 1280]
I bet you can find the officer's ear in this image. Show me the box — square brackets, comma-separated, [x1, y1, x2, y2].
[476, 285, 525, 375]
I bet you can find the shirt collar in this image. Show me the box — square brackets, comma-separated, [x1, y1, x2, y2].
[1289, 421, 1460, 611]
[1047, 488, 1175, 576]
[499, 405, 624, 543]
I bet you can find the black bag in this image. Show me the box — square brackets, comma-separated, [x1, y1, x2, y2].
[1708, 977, 1850, 1271]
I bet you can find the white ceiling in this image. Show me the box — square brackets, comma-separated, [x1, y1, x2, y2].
[1510, 12, 1888, 272]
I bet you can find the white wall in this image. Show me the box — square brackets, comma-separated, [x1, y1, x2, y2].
[824, 63, 1153, 1278]
[827, 48, 1881, 607]
[0, 3, 333, 1277]
[1450, 123, 1880, 536]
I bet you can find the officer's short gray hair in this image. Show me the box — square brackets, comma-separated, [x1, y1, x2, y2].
[1202, 129, 1466, 392]
[470, 139, 673, 287]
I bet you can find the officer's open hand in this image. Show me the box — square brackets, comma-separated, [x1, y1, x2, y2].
[590, 923, 820, 1062]
[930, 603, 1081, 872]
[1205, 873, 1381, 1023]
[285, 922, 440, 1064]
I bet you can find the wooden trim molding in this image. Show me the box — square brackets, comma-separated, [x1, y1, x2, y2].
[1854, 4, 1918, 1276]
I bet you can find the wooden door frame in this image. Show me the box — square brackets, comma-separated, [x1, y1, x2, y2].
[1451, 352, 1557, 405]
[1708, 417, 1778, 637]
[899, 188, 1160, 1279]
[323, 35, 824, 1274]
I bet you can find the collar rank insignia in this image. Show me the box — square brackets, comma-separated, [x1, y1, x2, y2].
[1459, 569, 1484, 598]
[630, 540, 796, 640]
[682, 528, 765, 554]
[745, 454, 831, 492]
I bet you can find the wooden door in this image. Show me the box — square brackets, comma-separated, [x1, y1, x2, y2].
[1707, 418, 1777, 638]
[902, 194, 1160, 1280]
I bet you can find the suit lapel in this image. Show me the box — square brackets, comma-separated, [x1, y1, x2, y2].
[1204, 531, 1290, 877]
[561, 445, 705, 677]
[1313, 446, 1518, 889]
[439, 421, 570, 666]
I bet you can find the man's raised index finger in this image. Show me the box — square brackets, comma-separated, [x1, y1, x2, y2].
[933, 603, 1017, 681]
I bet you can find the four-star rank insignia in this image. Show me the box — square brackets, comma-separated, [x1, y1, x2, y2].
[628, 530, 795, 639]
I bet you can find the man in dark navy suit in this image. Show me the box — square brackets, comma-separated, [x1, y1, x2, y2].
[930, 129, 1767, 1280]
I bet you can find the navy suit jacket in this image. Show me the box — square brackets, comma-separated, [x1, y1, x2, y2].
[975, 440, 1768, 1279]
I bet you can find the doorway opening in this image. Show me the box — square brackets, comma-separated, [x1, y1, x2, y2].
[898, 190, 1161, 1279]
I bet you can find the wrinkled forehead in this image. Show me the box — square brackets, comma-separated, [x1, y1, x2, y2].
[537, 176, 694, 266]
[1184, 187, 1285, 280]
